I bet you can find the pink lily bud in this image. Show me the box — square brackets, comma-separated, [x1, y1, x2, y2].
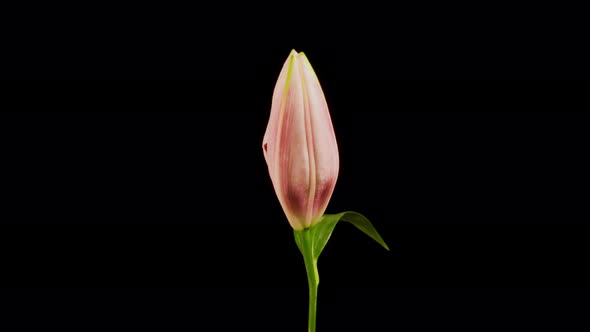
[262, 50, 339, 230]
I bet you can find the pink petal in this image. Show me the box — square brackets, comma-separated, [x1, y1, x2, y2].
[299, 53, 339, 224]
[262, 49, 299, 167]
[263, 50, 340, 230]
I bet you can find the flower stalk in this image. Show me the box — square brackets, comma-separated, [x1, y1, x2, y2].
[295, 229, 319, 332]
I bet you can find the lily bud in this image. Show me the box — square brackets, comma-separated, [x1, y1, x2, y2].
[262, 50, 339, 231]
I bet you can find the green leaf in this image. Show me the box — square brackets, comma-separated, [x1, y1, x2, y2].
[294, 229, 304, 254]
[294, 211, 389, 261]
[339, 211, 390, 251]
[309, 213, 343, 260]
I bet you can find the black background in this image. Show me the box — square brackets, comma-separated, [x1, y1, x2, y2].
[2, 4, 589, 332]
[3, 2, 589, 80]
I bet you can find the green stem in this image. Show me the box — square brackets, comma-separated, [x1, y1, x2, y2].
[296, 229, 319, 332]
